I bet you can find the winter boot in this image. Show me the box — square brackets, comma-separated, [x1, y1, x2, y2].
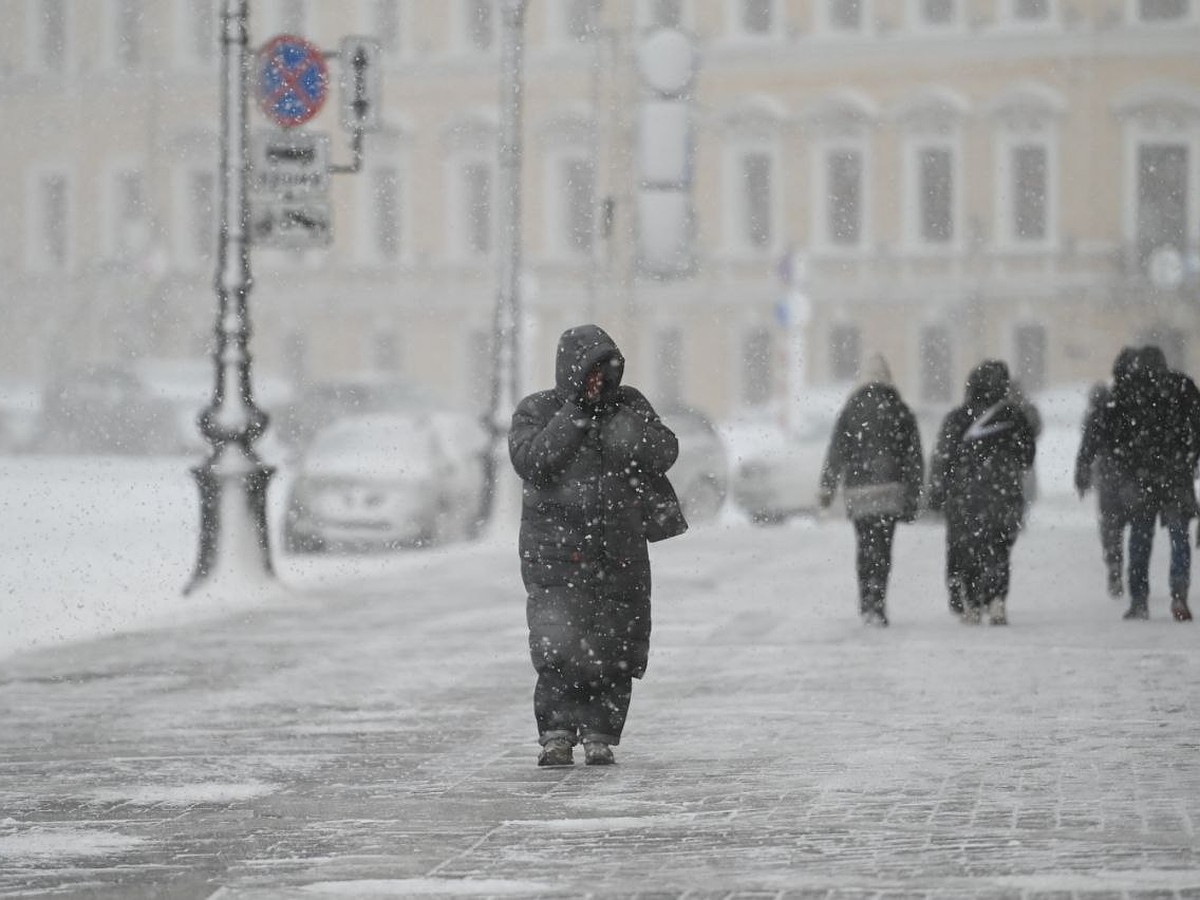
[862, 607, 888, 627]
[960, 603, 983, 625]
[1106, 568, 1123, 599]
[583, 741, 615, 766]
[987, 598, 1008, 626]
[1172, 600, 1193, 622]
[1122, 602, 1149, 621]
[537, 737, 574, 767]
[948, 578, 965, 615]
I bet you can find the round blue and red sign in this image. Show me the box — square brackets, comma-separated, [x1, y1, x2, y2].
[257, 34, 328, 128]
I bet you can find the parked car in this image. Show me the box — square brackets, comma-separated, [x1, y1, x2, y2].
[282, 411, 488, 553]
[32, 364, 182, 455]
[276, 374, 438, 451]
[722, 388, 847, 524]
[659, 405, 728, 522]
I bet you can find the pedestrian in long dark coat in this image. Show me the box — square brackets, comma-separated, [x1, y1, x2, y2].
[1076, 346, 1186, 620]
[1141, 346, 1199, 622]
[509, 324, 683, 767]
[818, 354, 924, 626]
[927, 360, 1037, 625]
[1075, 361, 1136, 599]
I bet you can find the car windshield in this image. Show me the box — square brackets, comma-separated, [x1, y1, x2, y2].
[308, 419, 428, 459]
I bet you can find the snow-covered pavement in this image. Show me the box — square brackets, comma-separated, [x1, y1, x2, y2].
[1, 457, 1198, 898]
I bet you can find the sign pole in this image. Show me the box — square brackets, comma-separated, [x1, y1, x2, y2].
[186, 0, 274, 595]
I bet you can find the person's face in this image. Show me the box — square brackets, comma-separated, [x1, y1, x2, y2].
[584, 365, 605, 401]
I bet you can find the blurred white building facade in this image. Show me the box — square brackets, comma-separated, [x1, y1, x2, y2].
[1, 0, 1198, 419]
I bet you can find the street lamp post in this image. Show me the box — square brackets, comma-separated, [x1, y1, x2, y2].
[186, 0, 274, 594]
[481, 0, 529, 527]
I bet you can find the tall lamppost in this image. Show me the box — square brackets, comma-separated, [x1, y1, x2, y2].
[186, 0, 274, 594]
[481, 0, 529, 527]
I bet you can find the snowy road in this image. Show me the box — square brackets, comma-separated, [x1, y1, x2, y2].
[0, 458, 1198, 898]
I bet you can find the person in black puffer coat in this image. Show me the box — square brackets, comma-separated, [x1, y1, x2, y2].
[819, 354, 924, 627]
[509, 324, 682, 767]
[928, 360, 1037, 625]
[1075, 348, 1141, 600]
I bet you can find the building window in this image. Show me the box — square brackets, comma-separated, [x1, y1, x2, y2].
[918, 146, 954, 244]
[34, 173, 70, 270]
[657, 328, 683, 406]
[742, 326, 772, 406]
[1009, 144, 1048, 242]
[460, 160, 493, 257]
[465, 0, 495, 51]
[736, 150, 774, 250]
[372, 166, 402, 262]
[468, 329, 492, 412]
[829, 0, 864, 30]
[32, 0, 68, 72]
[1014, 324, 1047, 392]
[1136, 0, 1188, 20]
[373, 331, 402, 371]
[642, 0, 685, 29]
[563, 0, 601, 40]
[1135, 143, 1189, 267]
[561, 157, 596, 255]
[1012, 0, 1051, 20]
[373, 0, 403, 56]
[830, 324, 862, 381]
[181, 0, 216, 66]
[187, 170, 216, 262]
[110, 169, 147, 258]
[109, 0, 142, 70]
[738, 0, 776, 34]
[827, 148, 863, 246]
[919, 325, 953, 403]
[918, 0, 958, 25]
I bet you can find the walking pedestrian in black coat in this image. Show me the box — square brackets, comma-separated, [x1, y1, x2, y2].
[509, 324, 683, 767]
[1075, 360, 1137, 599]
[928, 360, 1037, 625]
[818, 355, 924, 626]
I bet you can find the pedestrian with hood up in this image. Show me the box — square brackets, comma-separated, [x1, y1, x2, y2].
[818, 354, 924, 626]
[1139, 346, 1199, 621]
[509, 324, 684, 767]
[1075, 353, 1139, 599]
[1082, 346, 1195, 621]
[928, 360, 1037, 625]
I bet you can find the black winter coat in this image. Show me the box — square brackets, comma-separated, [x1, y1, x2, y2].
[1074, 384, 1131, 518]
[928, 361, 1037, 533]
[819, 382, 924, 521]
[509, 325, 679, 679]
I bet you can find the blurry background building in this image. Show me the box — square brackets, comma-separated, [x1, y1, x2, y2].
[1, 0, 1198, 422]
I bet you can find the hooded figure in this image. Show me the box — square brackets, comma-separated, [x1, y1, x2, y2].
[928, 360, 1037, 624]
[818, 354, 924, 625]
[509, 324, 682, 766]
[1082, 346, 1199, 620]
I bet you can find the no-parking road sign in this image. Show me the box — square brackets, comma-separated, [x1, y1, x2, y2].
[257, 34, 328, 128]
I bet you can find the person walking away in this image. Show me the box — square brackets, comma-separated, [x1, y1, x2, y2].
[509, 324, 684, 767]
[1082, 348, 1174, 620]
[1074, 364, 1135, 599]
[1009, 380, 1042, 524]
[818, 354, 924, 626]
[927, 360, 1037, 625]
[1140, 346, 1199, 622]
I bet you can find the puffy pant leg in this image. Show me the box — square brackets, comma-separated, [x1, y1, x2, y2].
[534, 667, 633, 746]
[1126, 512, 1156, 607]
[951, 520, 1016, 610]
[854, 516, 897, 614]
[1168, 520, 1191, 605]
[1099, 509, 1125, 587]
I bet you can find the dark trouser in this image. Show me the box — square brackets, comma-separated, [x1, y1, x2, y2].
[1098, 507, 1126, 587]
[947, 519, 1018, 611]
[1126, 511, 1156, 607]
[1168, 519, 1191, 605]
[853, 516, 896, 613]
[535, 667, 632, 746]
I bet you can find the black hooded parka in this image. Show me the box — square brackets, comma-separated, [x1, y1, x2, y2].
[508, 325, 679, 680]
[928, 360, 1037, 533]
